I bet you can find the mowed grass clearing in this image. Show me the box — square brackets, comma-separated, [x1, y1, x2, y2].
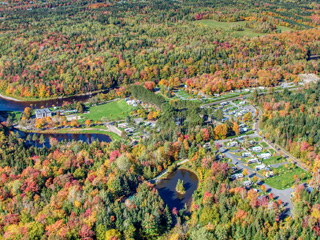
[82, 100, 134, 121]
[264, 165, 310, 190]
[250, 156, 286, 169]
[198, 20, 293, 38]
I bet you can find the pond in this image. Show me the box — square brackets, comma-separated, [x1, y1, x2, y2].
[156, 169, 198, 211]
[16, 131, 112, 148]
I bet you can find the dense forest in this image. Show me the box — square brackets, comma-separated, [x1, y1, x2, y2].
[0, 0, 320, 239]
[0, 110, 319, 239]
[0, 0, 319, 99]
[257, 82, 320, 167]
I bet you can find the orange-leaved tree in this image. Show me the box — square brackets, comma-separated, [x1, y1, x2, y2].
[85, 119, 91, 127]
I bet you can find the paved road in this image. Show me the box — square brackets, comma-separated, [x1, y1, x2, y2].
[263, 182, 293, 215]
[220, 147, 293, 215]
[220, 147, 264, 178]
[202, 86, 299, 108]
[270, 162, 288, 168]
[218, 103, 297, 215]
[202, 96, 247, 107]
[254, 105, 307, 171]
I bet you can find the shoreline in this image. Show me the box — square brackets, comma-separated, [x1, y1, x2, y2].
[0, 89, 108, 103]
[0, 93, 24, 102]
[18, 128, 119, 140]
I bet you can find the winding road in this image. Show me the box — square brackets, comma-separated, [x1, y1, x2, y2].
[208, 100, 297, 216]
[219, 147, 293, 215]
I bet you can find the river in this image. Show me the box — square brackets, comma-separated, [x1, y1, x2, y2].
[0, 94, 95, 112]
[0, 93, 113, 145]
[156, 169, 198, 211]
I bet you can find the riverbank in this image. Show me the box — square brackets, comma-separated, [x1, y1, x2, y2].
[0, 89, 108, 102]
[22, 128, 121, 140]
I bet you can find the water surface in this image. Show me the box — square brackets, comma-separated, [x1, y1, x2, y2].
[0, 94, 95, 112]
[17, 131, 112, 148]
[156, 169, 198, 210]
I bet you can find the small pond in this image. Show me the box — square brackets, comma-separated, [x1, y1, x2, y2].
[16, 131, 112, 148]
[156, 169, 198, 211]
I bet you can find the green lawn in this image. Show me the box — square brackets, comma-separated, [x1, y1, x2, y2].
[264, 165, 310, 190]
[199, 20, 293, 38]
[254, 137, 261, 142]
[269, 148, 276, 154]
[228, 146, 239, 151]
[263, 156, 285, 165]
[81, 100, 134, 121]
[250, 156, 286, 169]
[176, 90, 200, 101]
[233, 151, 243, 157]
[260, 142, 268, 148]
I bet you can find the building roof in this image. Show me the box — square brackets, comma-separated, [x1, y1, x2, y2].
[35, 108, 51, 114]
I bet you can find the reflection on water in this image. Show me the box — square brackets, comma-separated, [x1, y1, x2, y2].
[156, 169, 198, 211]
[0, 93, 100, 112]
[17, 131, 112, 148]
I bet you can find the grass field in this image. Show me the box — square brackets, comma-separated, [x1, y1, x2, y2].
[81, 100, 134, 121]
[260, 142, 268, 148]
[264, 165, 310, 189]
[269, 148, 276, 154]
[175, 90, 200, 101]
[251, 156, 286, 169]
[199, 20, 293, 38]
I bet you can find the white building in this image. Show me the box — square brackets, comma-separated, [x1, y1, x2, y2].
[240, 127, 248, 133]
[248, 158, 260, 164]
[220, 102, 227, 106]
[251, 146, 263, 152]
[258, 153, 271, 159]
[228, 141, 238, 147]
[243, 180, 253, 187]
[124, 127, 135, 133]
[265, 171, 274, 178]
[242, 152, 252, 157]
[127, 99, 140, 106]
[118, 123, 128, 128]
[134, 118, 143, 125]
[66, 115, 81, 121]
[231, 173, 244, 180]
[255, 164, 266, 171]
